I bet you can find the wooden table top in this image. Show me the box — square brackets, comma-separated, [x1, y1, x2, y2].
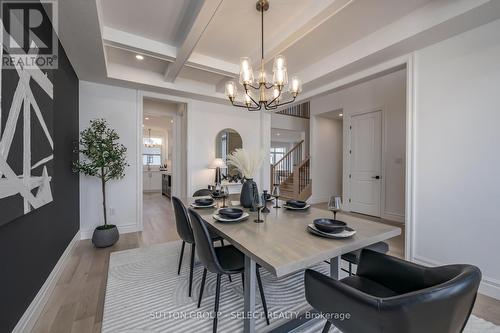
[182, 198, 401, 277]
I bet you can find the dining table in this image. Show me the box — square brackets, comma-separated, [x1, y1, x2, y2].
[181, 197, 401, 333]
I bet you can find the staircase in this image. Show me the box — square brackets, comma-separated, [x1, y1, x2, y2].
[270, 140, 311, 201]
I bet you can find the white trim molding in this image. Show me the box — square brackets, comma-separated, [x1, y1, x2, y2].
[414, 255, 500, 301]
[12, 231, 80, 333]
[80, 223, 139, 240]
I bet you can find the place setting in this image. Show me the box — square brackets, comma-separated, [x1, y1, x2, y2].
[212, 207, 249, 222]
[282, 199, 311, 210]
[190, 197, 216, 209]
[307, 196, 356, 239]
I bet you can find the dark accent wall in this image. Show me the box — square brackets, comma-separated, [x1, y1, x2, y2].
[0, 19, 80, 333]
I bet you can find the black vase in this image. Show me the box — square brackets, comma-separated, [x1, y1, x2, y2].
[240, 178, 258, 208]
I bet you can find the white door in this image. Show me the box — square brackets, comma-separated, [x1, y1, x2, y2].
[349, 110, 382, 217]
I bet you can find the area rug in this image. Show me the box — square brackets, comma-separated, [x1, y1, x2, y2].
[102, 241, 500, 333]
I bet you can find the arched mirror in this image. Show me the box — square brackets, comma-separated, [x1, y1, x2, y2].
[215, 128, 242, 177]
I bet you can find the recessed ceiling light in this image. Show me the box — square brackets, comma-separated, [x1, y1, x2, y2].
[276, 132, 280, 136]
[339, 113, 343, 117]
[136, 54, 144, 60]
[170, 119, 174, 124]
[145, 117, 149, 120]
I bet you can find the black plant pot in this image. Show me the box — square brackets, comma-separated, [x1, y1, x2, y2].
[92, 224, 119, 248]
[240, 178, 258, 208]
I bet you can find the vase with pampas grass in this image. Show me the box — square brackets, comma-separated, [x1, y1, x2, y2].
[227, 148, 266, 208]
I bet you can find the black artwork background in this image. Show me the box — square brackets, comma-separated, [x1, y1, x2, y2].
[0, 0, 79, 331]
[0, 52, 54, 226]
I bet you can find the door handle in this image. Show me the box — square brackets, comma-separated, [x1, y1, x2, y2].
[372, 176, 380, 179]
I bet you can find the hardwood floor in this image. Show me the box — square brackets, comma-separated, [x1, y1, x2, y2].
[32, 192, 179, 333]
[31, 196, 500, 332]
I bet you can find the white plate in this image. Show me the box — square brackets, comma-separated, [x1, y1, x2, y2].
[307, 224, 356, 239]
[213, 212, 249, 222]
[283, 204, 311, 210]
[190, 203, 216, 209]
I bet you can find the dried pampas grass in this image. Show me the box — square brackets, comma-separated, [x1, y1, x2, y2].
[226, 148, 266, 179]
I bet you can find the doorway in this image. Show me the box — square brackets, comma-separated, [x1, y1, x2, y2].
[349, 110, 382, 217]
[139, 96, 187, 240]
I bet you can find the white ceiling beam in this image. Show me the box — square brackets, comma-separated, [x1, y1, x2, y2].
[164, 0, 224, 82]
[103, 26, 238, 77]
[102, 26, 177, 62]
[250, 0, 353, 64]
[187, 52, 238, 77]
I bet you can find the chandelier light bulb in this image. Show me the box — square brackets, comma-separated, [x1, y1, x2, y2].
[225, 81, 237, 99]
[290, 76, 302, 96]
[273, 55, 287, 71]
[239, 57, 254, 85]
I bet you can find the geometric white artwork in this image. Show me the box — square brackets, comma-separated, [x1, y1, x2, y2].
[0, 27, 54, 226]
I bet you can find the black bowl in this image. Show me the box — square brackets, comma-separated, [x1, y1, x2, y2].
[218, 208, 244, 219]
[286, 200, 307, 208]
[313, 218, 347, 234]
[195, 198, 214, 206]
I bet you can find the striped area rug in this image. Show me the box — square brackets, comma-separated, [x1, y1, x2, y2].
[102, 241, 500, 333]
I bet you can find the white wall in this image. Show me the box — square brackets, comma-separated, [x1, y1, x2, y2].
[310, 69, 406, 222]
[271, 112, 310, 155]
[413, 19, 500, 298]
[186, 100, 264, 195]
[79, 81, 140, 238]
[309, 116, 343, 203]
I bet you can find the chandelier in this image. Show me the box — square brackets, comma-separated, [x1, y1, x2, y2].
[224, 0, 302, 111]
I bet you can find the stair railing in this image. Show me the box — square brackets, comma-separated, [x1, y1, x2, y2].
[270, 140, 304, 186]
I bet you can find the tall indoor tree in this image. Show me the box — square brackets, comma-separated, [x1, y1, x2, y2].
[74, 119, 128, 247]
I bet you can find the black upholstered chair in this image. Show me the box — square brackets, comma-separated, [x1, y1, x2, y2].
[341, 241, 389, 275]
[193, 188, 213, 197]
[305, 249, 481, 333]
[188, 208, 270, 332]
[172, 196, 225, 297]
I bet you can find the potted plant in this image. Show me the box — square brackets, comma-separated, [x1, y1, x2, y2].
[227, 149, 265, 208]
[74, 119, 128, 248]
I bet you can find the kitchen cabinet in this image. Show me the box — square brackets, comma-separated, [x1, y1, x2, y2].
[143, 171, 162, 192]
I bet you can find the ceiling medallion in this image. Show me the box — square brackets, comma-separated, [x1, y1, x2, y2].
[225, 0, 302, 111]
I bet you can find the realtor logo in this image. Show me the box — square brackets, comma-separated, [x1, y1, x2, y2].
[1, 0, 58, 69]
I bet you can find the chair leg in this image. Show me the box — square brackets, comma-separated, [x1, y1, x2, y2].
[348, 262, 353, 276]
[228, 274, 232, 283]
[189, 243, 196, 297]
[241, 272, 244, 291]
[220, 239, 225, 247]
[256, 267, 270, 325]
[213, 274, 222, 333]
[322, 320, 332, 333]
[177, 241, 185, 275]
[198, 268, 207, 308]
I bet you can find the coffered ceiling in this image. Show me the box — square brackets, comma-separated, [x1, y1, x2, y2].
[57, 0, 500, 104]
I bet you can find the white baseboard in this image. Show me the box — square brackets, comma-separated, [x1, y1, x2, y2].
[413, 255, 500, 300]
[12, 231, 80, 333]
[382, 211, 405, 223]
[80, 223, 140, 240]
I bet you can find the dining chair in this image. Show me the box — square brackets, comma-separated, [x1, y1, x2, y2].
[305, 249, 481, 333]
[341, 241, 389, 275]
[188, 208, 270, 332]
[193, 188, 213, 197]
[171, 196, 225, 297]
